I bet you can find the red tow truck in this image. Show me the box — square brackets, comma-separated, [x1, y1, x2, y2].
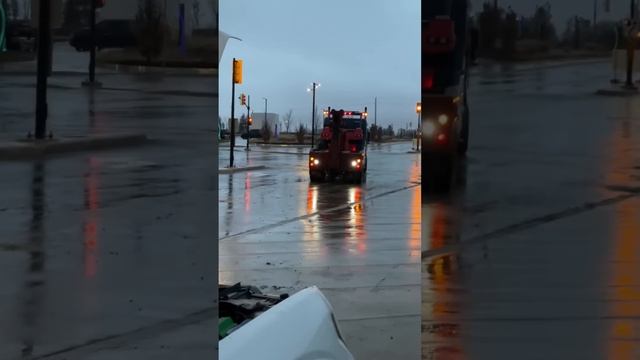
[422, 0, 472, 192]
[309, 108, 369, 184]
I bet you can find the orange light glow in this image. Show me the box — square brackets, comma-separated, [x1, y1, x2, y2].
[83, 157, 100, 279]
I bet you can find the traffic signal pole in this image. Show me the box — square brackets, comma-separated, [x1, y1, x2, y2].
[35, 0, 51, 140]
[230, 58, 237, 168]
[246, 95, 251, 150]
[82, 0, 102, 87]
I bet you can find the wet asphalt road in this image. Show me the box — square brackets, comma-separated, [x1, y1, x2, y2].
[422, 60, 640, 360]
[0, 72, 217, 359]
[219, 142, 422, 359]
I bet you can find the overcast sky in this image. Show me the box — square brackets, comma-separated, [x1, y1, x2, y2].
[219, 0, 420, 130]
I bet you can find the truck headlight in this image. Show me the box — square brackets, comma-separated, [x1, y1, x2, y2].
[438, 114, 448, 125]
[351, 160, 357, 167]
[314, 159, 320, 165]
[423, 121, 436, 136]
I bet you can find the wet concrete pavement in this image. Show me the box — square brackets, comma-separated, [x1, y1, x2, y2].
[219, 142, 422, 359]
[0, 73, 217, 359]
[422, 60, 640, 359]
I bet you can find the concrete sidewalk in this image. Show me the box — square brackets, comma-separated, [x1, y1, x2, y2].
[0, 134, 149, 160]
[219, 165, 267, 174]
[33, 312, 215, 360]
[595, 85, 640, 97]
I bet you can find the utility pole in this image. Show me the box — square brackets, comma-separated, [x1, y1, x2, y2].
[35, 0, 51, 140]
[593, 0, 597, 27]
[263, 97, 268, 131]
[374, 97, 378, 127]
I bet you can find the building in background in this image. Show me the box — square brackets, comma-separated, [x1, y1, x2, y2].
[251, 113, 280, 136]
[99, 0, 215, 40]
[60, 0, 90, 33]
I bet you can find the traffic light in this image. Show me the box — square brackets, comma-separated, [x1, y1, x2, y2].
[248, 116, 253, 126]
[240, 94, 247, 106]
[233, 59, 243, 84]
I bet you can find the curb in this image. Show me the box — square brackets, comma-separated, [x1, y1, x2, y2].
[0, 134, 149, 160]
[471, 57, 608, 75]
[219, 165, 267, 174]
[595, 88, 639, 97]
[98, 63, 218, 76]
[99, 87, 218, 98]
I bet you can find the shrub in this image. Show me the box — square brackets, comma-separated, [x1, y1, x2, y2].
[296, 124, 307, 144]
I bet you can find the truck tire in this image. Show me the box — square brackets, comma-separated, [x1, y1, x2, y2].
[354, 172, 365, 185]
[458, 104, 469, 155]
[423, 153, 454, 193]
[310, 171, 324, 183]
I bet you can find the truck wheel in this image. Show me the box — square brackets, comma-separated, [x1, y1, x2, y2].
[353, 172, 365, 184]
[458, 105, 469, 155]
[423, 153, 454, 193]
[310, 171, 324, 183]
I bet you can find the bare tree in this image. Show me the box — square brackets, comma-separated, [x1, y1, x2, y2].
[135, 0, 166, 64]
[282, 109, 293, 133]
[314, 106, 323, 134]
[295, 123, 307, 144]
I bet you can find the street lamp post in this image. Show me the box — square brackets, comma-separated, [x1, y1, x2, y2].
[416, 102, 422, 151]
[374, 97, 377, 127]
[263, 97, 268, 134]
[307, 82, 320, 148]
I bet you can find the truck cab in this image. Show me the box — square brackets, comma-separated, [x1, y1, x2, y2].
[309, 108, 368, 184]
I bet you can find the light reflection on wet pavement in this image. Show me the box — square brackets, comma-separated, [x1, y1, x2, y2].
[219, 141, 422, 359]
[0, 75, 217, 359]
[422, 61, 640, 360]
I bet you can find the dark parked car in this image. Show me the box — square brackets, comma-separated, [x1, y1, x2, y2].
[6, 20, 37, 51]
[69, 19, 137, 52]
[241, 129, 262, 140]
